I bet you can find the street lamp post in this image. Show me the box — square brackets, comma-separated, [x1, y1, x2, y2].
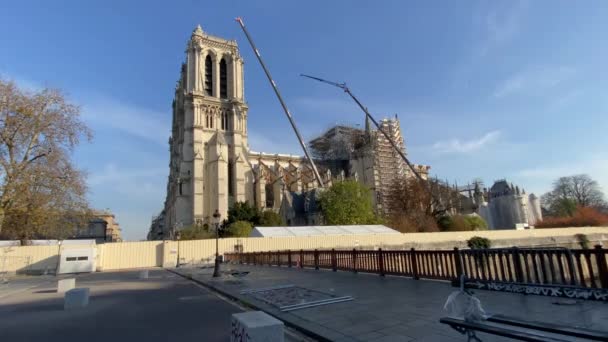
[212, 209, 222, 278]
[175, 230, 181, 268]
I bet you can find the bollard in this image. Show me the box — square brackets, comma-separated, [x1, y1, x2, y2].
[231, 311, 284, 342]
[64, 288, 90, 310]
[57, 278, 75, 293]
[139, 270, 149, 279]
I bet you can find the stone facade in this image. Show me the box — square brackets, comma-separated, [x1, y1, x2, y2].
[154, 26, 429, 239]
[74, 210, 121, 242]
[163, 25, 250, 231]
[310, 118, 430, 216]
[147, 210, 166, 240]
[476, 180, 542, 229]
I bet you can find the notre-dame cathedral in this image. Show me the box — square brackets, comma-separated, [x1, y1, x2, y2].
[148, 25, 429, 239]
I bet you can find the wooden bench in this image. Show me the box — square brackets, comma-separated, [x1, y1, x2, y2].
[440, 316, 608, 342]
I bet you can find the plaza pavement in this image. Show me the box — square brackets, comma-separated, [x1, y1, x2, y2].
[0, 269, 308, 342]
[173, 263, 608, 342]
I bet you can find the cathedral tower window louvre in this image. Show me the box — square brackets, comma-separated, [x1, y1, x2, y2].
[220, 58, 228, 99]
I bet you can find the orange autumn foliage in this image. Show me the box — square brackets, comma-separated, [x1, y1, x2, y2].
[536, 206, 608, 228]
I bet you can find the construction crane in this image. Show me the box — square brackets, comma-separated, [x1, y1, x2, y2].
[235, 17, 325, 188]
[300, 74, 425, 183]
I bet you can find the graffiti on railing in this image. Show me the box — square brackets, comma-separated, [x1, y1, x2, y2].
[227, 244, 608, 300]
[466, 281, 608, 301]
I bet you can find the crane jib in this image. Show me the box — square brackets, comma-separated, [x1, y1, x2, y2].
[235, 17, 325, 188]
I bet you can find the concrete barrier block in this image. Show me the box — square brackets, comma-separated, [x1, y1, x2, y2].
[139, 270, 149, 279]
[57, 278, 75, 293]
[64, 288, 89, 310]
[231, 311, 284, 342]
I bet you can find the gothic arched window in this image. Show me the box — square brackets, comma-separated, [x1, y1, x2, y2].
[204, 56, 213, 96]
[219, 58, 227, 99]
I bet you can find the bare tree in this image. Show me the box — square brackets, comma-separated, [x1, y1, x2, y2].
[385, 177, 444, 232]
[542, 174, 607, 216]
[0, 79, 92, 239]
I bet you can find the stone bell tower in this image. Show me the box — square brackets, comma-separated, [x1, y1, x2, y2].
[164, 25, 251, 230]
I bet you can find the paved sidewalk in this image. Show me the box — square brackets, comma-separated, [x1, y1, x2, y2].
[0, 274, 57, 299]
[174, 264, 608, 341]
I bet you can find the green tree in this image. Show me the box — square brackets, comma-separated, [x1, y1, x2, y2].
[227, 201, 259, 224]
[258, 210, 284, 226]
[467, 236, 491, 249]
[437, 214, 486, 232]
[319, 180, 379, 225]
[463, 215, 488, 231]
[553, 198, 577, 217]
[226, 220, 253, 237]
[179, 224, 213, 240]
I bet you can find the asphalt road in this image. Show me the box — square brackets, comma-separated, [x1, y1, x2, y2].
[0, 269, 245, 342]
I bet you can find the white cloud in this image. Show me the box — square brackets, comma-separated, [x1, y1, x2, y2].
[1, 71, 170, 146]
[513, 153, 608, 196]
[247, 131, 301, 155]
[88, 163, 166, 187]
[477, 0, 528, 56]
[88, 163, 166, 199]
[432, 130, 501, 154]
[0, 71, 47, 92]
[80, 94, 170, 145]
[493, 66, 576, 99]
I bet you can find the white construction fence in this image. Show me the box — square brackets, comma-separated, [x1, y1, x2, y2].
[0, 227, 606, 274]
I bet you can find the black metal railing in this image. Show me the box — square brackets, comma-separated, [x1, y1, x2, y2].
[226, 245, 608, 290]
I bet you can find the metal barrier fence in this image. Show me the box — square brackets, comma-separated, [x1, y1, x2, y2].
[226, 245, 608, 289]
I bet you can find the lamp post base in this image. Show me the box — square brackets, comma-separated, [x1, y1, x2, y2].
[212, 257, 221, 277]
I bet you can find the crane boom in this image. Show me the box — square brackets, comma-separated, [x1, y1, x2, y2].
[235, 17, 324, 188]
[300, 74, 425, 183]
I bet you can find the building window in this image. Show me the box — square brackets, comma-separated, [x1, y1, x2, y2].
[220, 58, 227, 99]
[204, 56, 213, 96]
[265, 184, 274, 208]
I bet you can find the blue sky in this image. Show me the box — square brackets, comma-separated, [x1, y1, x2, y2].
[1, 1, 607, 240]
